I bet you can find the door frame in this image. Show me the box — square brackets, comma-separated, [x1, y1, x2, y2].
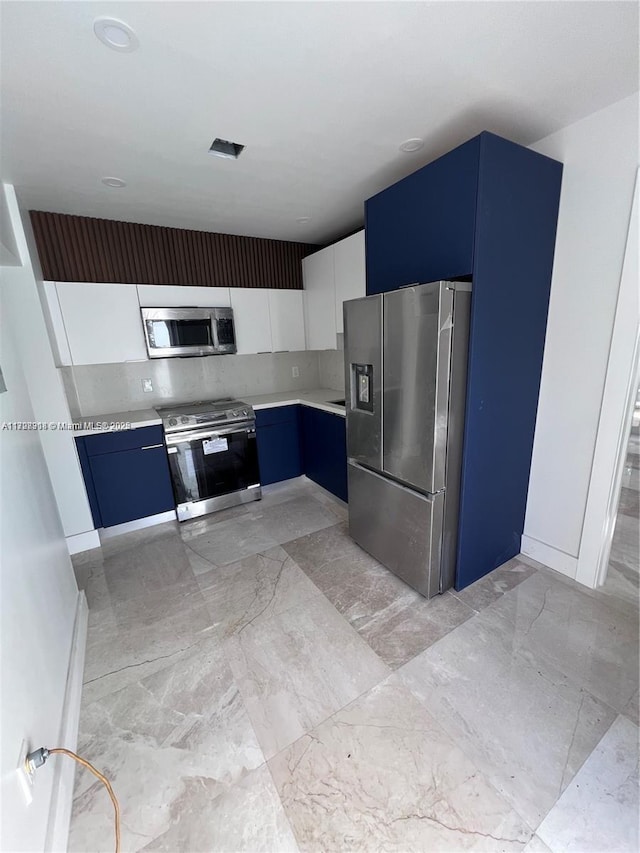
[576, 170, 639, 588]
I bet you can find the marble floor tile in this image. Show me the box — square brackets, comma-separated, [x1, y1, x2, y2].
[269, 675, 532, 852]
[482, 571, 639, 714]
[536, 715, 639, 853]
[182, 515, 279, 566]
[282, 522, 366, 582]
[601, 558, 640, 610]
[225, 592, 390, 759]
[522, 837, 553, 853]
[451, 558, 537, 614]
[622, 688, 639, 726]
[284, 523, 473, 668]
[609, 512, 639, 573]
[618, 485, 640, 518]
[248, 495, 339, 544]
[82, 600, 217, 704]
[621, 462, 639, 492]
[69, 476, 639, 851]
[141, 765, 299, 853]
[99, 519, 179, 558]
[353, 588, 474, 669]
[69, 640, 265, 852]
[399, 598, 618, 829]
[195, 545, 324, 638]
[258, 476, 347, 522]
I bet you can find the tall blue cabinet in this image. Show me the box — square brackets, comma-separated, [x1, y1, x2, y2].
[365, 132, 563, 590]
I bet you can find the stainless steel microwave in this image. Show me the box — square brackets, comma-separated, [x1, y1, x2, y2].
[141, 307, 236, 358]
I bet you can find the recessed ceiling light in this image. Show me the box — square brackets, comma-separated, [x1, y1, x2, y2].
[399, 137, 424, 153]
[101, 176, 127, 188]
[209, 138, 245, 160]
[93, 17, 139, 52]
[296, 216, 311, 224]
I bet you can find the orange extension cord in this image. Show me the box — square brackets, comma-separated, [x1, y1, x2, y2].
[49, 748, 120, 853]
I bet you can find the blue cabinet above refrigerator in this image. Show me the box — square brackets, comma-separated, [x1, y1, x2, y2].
[364, 131, 563, 591]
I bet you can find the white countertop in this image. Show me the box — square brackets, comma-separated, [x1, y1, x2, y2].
[245, 388, 346, 417]
[72, 389, 345, 436]
[72, 408, 162, 436]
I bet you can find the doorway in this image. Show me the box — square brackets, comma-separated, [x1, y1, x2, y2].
[602, 387, 640, 603]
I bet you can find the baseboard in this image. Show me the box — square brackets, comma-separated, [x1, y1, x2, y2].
[44, 591, 88, 853]
[66, 529, 100, 555]
[520, 535, 578, 579]
[99, 509, 177, 540]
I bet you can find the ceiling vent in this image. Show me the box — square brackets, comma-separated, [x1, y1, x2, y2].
[209, 138, 245, 160]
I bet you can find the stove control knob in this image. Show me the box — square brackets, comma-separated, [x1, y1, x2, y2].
[168, 418, 177, 427]
[181, 416, 189, 424]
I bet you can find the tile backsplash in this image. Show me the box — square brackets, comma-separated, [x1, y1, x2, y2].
[62, 351, 321, 416]
[318, 349, 345, 394]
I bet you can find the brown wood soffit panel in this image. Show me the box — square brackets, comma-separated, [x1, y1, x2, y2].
[29, 211, 319, 289]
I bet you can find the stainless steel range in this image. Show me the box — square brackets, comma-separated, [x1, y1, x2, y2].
[158, 398, 261, 522]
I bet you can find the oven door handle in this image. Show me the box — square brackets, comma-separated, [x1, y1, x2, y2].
[165, 423, 255, 445]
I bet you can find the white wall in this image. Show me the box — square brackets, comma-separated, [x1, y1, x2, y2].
[0, 299, 80, 851]
[523, 93, 639, 576]
[1, 184, 96, 544]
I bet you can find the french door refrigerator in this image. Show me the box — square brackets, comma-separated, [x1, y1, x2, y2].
[344, 280, 471, 598]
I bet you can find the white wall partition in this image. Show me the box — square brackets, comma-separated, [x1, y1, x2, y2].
[522, 94, 639, 579]
[1, 184, 97, 544]
[577, 172, 639, 588]
[0, 273, 85, 852]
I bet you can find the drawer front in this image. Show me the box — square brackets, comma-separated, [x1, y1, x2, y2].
[254, 405, 299, 428]
[82, 425, 165, 456]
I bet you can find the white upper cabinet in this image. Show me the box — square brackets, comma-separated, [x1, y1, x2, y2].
[334, 230, 365, 334]
[136, 284, 231, 307]
[229, 288, 272, 354]
[303, 245, 337, 350]
[269, 290, 306, 352]
[40, 281, 72, 366]
[55, 282, 148, 365]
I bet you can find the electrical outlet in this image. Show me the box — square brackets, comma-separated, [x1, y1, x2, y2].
[16, 740, 34, 805]
[142, 378, 153, 393]
[291, 366, 299, 378]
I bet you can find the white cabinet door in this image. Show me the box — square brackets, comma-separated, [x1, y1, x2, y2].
[229, 289, 272, 354]
[40, 281, 72, 365]
[268, 290, 306, 352]
[334, 230, 365, 334]
[56, 282, 148, 365]
[303, 246, 336, 350]
[137, 284, 231, 307]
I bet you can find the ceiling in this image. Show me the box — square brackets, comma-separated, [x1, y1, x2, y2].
[1, 2, 637, 245]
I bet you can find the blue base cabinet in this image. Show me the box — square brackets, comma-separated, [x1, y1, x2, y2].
[255, 406, 302, 486]
[255, 404, 347, 502]
[76, 425, 175, 528]
[300, 407, 348, 502]
[365, 130, 563, 590]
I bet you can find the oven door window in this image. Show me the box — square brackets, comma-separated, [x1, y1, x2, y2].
[167, 429, 259, 504]
[147, 319, 213, 349]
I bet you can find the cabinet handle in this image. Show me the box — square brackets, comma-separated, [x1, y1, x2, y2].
[140, 443, 163, 450]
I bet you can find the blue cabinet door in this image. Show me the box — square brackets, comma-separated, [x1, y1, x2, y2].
[89, 445, 175, 528]
[255, 406, 302, 486]
[455, 133, 562, 589]
[301, 407, 347, 501]
[365, 136, 480, 295]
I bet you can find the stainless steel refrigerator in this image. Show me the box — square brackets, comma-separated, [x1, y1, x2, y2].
[344, 280, 471, 598]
